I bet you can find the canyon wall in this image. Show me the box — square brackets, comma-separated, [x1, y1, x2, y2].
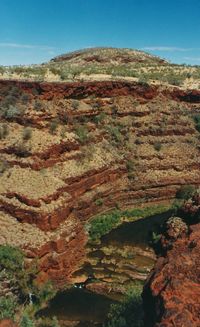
[0, 80, 200, 286]
[143, 224, 200, 326]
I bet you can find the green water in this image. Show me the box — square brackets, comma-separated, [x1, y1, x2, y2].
[39, 288, 115, 326]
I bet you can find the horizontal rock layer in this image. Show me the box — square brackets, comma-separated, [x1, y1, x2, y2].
[0, 80, 200, 286]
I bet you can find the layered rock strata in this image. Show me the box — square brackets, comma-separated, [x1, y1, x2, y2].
[0, 80, 200, 285]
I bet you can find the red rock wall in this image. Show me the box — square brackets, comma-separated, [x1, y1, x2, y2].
[0, 79, 200, 287]
[0, 79, 200, 102]
[143, 223, 200, 326]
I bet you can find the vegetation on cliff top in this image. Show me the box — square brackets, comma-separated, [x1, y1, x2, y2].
[0, 47, 200, 88]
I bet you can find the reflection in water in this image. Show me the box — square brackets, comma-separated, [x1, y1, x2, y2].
[102, 211, 171, 247]
[39, 288, 116, 326]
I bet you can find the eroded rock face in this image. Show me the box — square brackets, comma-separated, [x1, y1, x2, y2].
[0, 79, 200, 286]
[143, 221, 200, 326]
[0, 320, 17, 327]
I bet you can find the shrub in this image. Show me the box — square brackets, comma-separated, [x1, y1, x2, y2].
[2, 95, 17, 107]
[20, 313, 35, 327]
[49, 67, 61, 75]
[49, 120, 59, 134]
[166, 216, 188, 239]
[34, 100, 42, 111]
[0, 124, 9, 139]
[126, 160, 135, 172]
[51, 317, 60, 327]
[138, 75, 149, 86]
[135, 138, 142, 145]
[0, 160, 9, 174]
[153, 142, 162, 151]
[0, 66, 5, 74]
[166, 74, 183, 86]
[60, 126, 67, 138]
[0, 297, 17, 320]
[4, 106, 21, 120]
[36, 281, 56, 307]
[193, 114, 200, 132]
[106, 125, 123, 144]
[105, 283, 143, 327]
[0, 245, 24, 271]
[93, 112, 107, 124]
[95, 198, 104, 206]
[22, 127, 32, 141]
[111, 105, 118, 115]
[71, 100, 79, 110]
[75, 125, 89, 144]
[21, 93, 30, 104]
[88, 211, 121, 241]
[176, 185, 196, 200]
[126, 160, 136, 179]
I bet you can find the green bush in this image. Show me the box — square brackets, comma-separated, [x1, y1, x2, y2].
[0, 123, 9, 139]
[0, 245, 24, 271]
[0, 297, 17, 320]
[93, 112, 107, 124]
[75, 125, 89, 144]
[51, 316, 60, 327]
[4, 106, 21, 120]
[34, 100, 43, 111]
[126, 159, 136, 179]
[153, 142, 162, 151]
[104, 283, 143, 327]
[165, 74, 183, 86]
[49, 120, 59, 134]
[193, 114, 200, 132]
[126, 160, 135, 172]
[21, 93, 30, 104]
[176, 185, 196, 200]
[20, 313, 35, 327]
[95, 198, 104, 206]
[106, 125, 123, 144]
[88, 211, 121, 241]
[0, 160, 9, 174]
[22, 127, 32, 140]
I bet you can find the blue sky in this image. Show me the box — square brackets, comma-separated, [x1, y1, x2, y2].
[0, 0, 200, 66]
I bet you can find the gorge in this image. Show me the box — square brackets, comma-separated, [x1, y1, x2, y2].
[0, 48, 200, 326]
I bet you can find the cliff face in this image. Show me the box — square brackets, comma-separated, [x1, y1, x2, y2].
[0, 79, 200, 286]
[143, 196, 200, 326]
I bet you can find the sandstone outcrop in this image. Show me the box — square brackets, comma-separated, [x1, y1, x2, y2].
[0, 320, 17, 327]
[0, 79, 200, 286]
[143, 210, 200, 326]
